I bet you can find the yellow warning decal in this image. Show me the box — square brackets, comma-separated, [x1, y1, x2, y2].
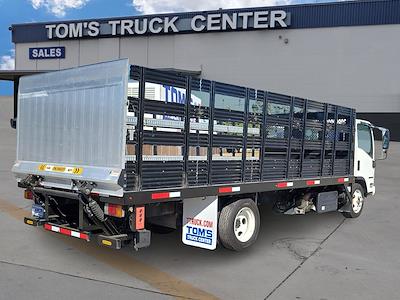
[101, 240, 112, 246]
[70, 167, 84, 175]
[53, 166, 66, 172]
[38, 164, 83, 175]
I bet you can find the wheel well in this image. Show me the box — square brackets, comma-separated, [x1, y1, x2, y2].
[355, 178, 368, 196]
[218, 193, 257, 211]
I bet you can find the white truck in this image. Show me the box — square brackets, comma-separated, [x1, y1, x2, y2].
[13, 60, 390, 251]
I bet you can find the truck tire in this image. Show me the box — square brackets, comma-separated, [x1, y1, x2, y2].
[218, 198, 260, 251]
[342, 183, 365, 218]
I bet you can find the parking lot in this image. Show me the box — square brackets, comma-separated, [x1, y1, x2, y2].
[1, 95, 399, 300]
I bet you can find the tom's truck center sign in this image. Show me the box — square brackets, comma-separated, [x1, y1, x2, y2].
[43, 10, 290, 40]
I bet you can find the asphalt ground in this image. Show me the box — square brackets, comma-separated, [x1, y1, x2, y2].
[0, 95, 399, 300]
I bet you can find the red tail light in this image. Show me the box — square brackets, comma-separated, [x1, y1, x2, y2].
[104, 203, 125, 218]
[24, 190, 33, 200]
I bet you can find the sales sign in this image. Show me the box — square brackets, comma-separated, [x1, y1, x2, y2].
[29, 46, 65, 59]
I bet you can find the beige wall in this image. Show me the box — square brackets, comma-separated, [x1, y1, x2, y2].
[15, 24, 400, 113]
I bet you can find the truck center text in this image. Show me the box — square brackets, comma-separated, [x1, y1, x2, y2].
[45, 10, 289, 39]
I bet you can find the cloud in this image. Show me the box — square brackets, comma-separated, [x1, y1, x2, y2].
[30, 0, 89, 17]
[132, 0, 293, 14]
[0, 50, 15, 71]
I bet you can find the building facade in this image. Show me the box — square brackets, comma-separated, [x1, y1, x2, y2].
[5, 0, 400, 139]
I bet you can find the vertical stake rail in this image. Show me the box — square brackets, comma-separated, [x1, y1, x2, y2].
[286, 97, 294, 179]
[183, 76, 191, 187]
[320, 103, 328, 176]
[136, 67, 145, 191]
[300, 99, 308, 177]
[207, 82, 216, 185]
[259, 91, 267, 181]
[241, 88, 250, 182]
[331, 106, 339, 176]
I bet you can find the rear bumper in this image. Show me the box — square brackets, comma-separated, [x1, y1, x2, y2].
[44, 222, 90, 241]
[24, 216, 151, 250]
[24, 218, 91, 241]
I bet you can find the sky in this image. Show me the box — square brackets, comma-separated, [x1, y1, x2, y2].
[0, 0, 343, 95]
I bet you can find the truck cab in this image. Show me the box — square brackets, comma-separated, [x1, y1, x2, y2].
[354, 119, 390, 196]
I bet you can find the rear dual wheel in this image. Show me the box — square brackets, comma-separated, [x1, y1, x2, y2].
[218, 199, 260, 251]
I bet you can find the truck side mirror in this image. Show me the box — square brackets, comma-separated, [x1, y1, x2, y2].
[382, 129, 390, 149]
[378, 127, 390, 159]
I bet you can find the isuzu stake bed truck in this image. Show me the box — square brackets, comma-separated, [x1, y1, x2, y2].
[13, 60, 390, 251]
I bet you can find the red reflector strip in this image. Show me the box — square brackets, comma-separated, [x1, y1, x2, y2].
[135, 206, 145, 230]
[152, 192, 169, 200]
[80, 233, 89, 240]
[43, 224, 89, 241]
[60, 228, 71, 236]
[276, 182, 294, 188]
[151, 191, 181, 200]
[337, 177, 349, 183]
[306, 180, 321, 186]
[218, 186, 241, 193]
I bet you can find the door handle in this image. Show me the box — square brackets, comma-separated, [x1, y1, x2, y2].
[357, 160, 360, 171]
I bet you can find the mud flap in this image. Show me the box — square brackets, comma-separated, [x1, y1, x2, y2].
[182, 196, 218, 250]
[338, 185, 353, 213]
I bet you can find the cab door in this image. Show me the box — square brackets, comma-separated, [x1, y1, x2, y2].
[354, 121, 375, 195]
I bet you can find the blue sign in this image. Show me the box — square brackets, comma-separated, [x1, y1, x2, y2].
[29, 46, 65, 59]
[185, 226, 213, 245]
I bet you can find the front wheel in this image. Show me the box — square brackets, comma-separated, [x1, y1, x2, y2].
[218, 199, 260, 251]
[342, 183, 365, 218]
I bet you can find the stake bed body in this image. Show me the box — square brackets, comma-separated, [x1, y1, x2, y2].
[13, 60, 388, 251]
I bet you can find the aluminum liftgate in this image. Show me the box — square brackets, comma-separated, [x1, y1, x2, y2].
[120, 65, 355, 205]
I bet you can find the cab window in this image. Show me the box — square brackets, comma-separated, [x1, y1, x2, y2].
[357, 123, 373, 157]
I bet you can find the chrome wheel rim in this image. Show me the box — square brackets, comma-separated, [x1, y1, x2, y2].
[352, 189, 364, 214]
[234, 207, 256, 243]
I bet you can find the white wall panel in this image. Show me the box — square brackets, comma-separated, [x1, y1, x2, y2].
[60, 40, 79, 69]
[15, 43, 37, 70]
[120, 36, 148, 66]
[147, 35, 174, 69]
[79, 40, 99, 66]
[98, 38, 120, 62]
